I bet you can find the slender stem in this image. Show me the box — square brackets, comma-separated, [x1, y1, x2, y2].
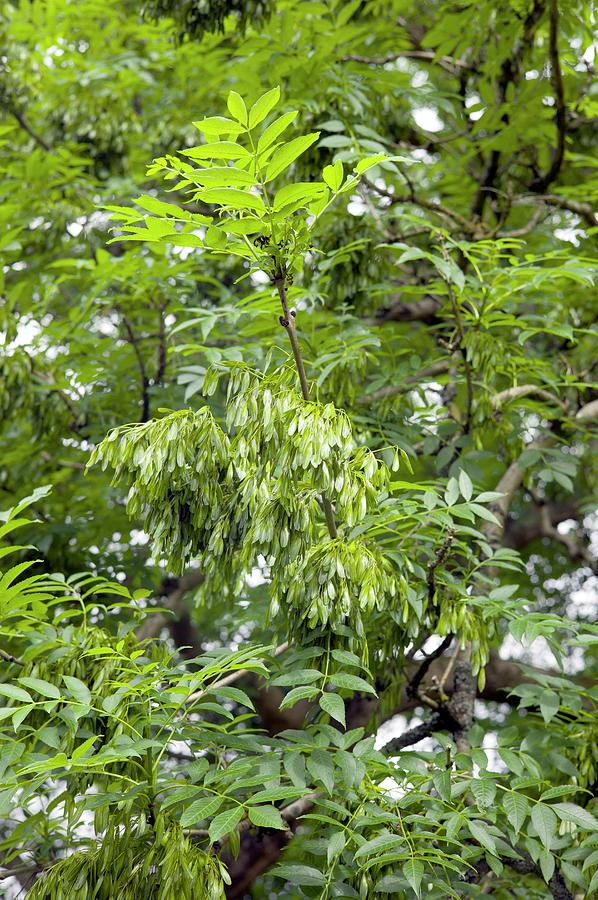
[273, 276, 338, 540]
[0, 648, 24, 666]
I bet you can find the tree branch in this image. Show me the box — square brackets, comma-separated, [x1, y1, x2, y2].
[529, 0, 567, 192]
[492, 384, 568, 412]
[366, 295, 441, 326]
[342, 49, 471, 75]
[471, 0, 546, 218]
[136, 569, 205, 642]
[120, 314, 150, 423]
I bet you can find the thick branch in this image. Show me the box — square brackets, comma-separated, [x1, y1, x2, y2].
[367, 296, 441, 326]
[471, 1, 546, 218]
[136, 569, 205, 642]
[529, 0, 567, 192]
[381, 712, 443, 754]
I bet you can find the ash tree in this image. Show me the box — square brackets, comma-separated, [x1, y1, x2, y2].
[0, 2, 597, 899]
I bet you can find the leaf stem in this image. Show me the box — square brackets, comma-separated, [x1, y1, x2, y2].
[273, 275, 338, 540]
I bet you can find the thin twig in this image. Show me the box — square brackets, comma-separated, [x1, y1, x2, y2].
[273, 275, 338, 540]
[0, 648, 24, 666]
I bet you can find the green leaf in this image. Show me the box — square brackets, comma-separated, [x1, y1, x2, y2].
[471, 778, 496, 808]
[273, 182, 327, 211]
[211, 685, 255, 709]
[307, 749, 334, 793]
[187, 758, 209, 782]
[283, 751, 306, 788]
[194, 166, 256, 187]
[327, 830, 346, 863]
[265, 133, 320, 181]
[403, 859, 424, 896]
[503, 792, 529, 833]
[499, 748, 524, 775]
[531, 803, 557, 848]
[355, 154, 386, 174]
[331, 649, 363, 669]
[539, 689, 560, 724]
[271, 864, 326, 887]
[208, 805, 245, 843]
[0, 684, 33, 703]
[227, 91, 247, 125]
[180, 795, 224, 828]
[458, 469, 473, 501]
[247, 805, 286, 829]
[323, 160, 343, 191]
[355, 832, 405, 859]
[18, 677, 60, 700]
[468, 819, 497, 856]
[375, 874, 406, 892]
[62, 675, 91, 705]
[257, 111, 298, 153]
[552, 802, 598, 830]
[161, 787, 204, 810]
[196, 188, 265, 213]
[469, 503, 501, 524]
[432, 769, 451, 801]
[248, 87, 280, 129]
[539, 849, 555, 883]
[71, 735, 98, 763]
[319, 692, 345, 726]
[272, 669, 322, 687]
[12, 705, 34, 729]
[279, 685, 319, 709]
[194, 116, 246, 137]
[329, 672, 376, 695]
[246, 787, 305, 804]
[444, 477, 459, 506]
[181, 142, 250, 160]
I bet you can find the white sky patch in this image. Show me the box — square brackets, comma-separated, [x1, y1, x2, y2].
[412, 107, 444, 133]
[250, 270, 270, 286]
[347, 195, 367, 216]
[554, 226, 583, 246]
[411, 70, 429, 88]
[4, 318, 41, 349]
[465, 94, 485, 122]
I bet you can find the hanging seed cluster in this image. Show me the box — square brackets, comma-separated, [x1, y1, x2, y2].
[89, 408, 230, 573]
[90, 362, 402, 635]
[436, 598, 491, 679]
[28, 818, 226, 900]
[271, 537, 400, 640]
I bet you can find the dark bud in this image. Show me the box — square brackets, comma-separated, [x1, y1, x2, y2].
[279, 316, 289, 327]
[290, 308, 296, 317]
